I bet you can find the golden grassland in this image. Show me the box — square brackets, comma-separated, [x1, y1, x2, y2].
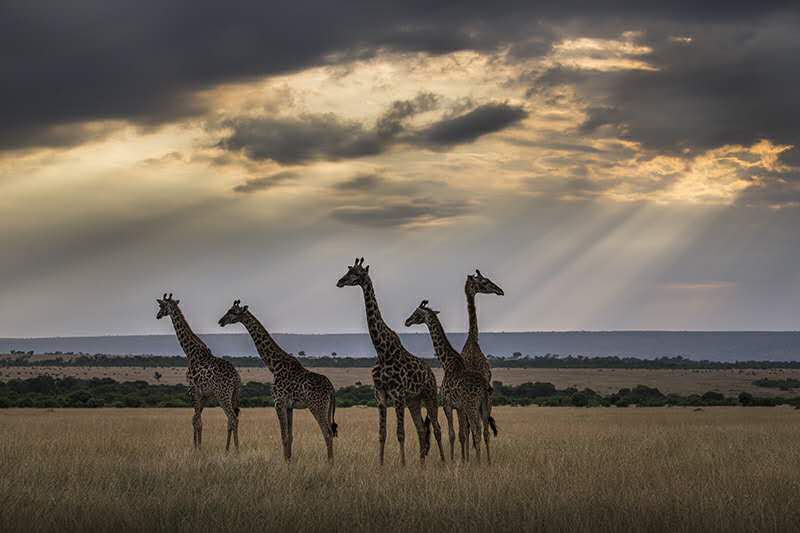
[4, 365, 800, 396]
[2, 407, 800, 532]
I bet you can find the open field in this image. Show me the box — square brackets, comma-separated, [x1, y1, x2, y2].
[4, 365, 800, 396]
[2, 407, 800, 532]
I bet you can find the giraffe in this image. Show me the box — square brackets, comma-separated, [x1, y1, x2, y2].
[156, 293, 241, 451]
[337, 257, 445, 466]
[218, 299, 338, 463]
[405, 300, 497, 464]
[463, 269, 504, 385]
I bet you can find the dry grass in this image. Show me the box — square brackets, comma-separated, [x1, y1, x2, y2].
[2, 407, 800, 532]
[4, 366, 800, 396]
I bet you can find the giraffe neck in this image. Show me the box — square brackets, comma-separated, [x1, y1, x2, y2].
[466, 288, 479, 346]
[425, 313, 464, 375]
[239, 311, 289, 373]
[169, 308, 210, 363]
[361, 277, 400, 363]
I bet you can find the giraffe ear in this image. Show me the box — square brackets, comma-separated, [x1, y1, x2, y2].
[364, 265, 369, 273]
[434, 310, 440, 315]
[243, 305, 248, 311]
[174, 299, 180, 305]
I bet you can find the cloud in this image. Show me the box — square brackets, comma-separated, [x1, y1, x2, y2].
[333, 174, 385, 192]
[233, 171, 299, 193]
[219, 99, 527, 164]
[533, 19, 800, 155]
[330, 199, 471, 227]
[220, 114, 383, 165]
[0, 3, 548, 151]
[524, 176, 619, 200]
[414, 103, 528, 147]
[375, 92, 440, 138]
[579, 106, 624, 133]
[6, 2, 796, 154]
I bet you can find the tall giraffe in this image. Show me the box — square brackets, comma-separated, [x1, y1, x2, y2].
[219, 299, 338, 463]
[463, 269, 504, 384]
[156, 293, 241, 451]
[405, 300, 497, 463]
[337, 258, 445, 465]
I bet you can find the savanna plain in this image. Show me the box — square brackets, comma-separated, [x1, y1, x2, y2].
[2, 406, 800, 532]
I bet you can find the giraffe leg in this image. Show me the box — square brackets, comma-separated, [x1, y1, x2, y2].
[377, 398, 387, 465]
[407, 399, 428, 465]
[424, 397, 446, 463]
[192, 396, 206, 450]
[468, 407, 482, 464]
[443, 401, 456, 462]
[275, 401, 291, 463]
[232, 386, 241, 451]
[286, 406, 294, 462]
[221, 400, 238, 453]
[395, 399, 406, 467]
[311, 406, 334, 463]
[456, 407, 468, 462]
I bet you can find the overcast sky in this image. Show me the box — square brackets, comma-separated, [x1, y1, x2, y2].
[2, 1, 800, 337]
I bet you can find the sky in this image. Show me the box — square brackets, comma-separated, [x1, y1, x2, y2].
[2, 1, 800, 337]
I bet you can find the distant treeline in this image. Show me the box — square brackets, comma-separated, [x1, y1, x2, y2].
[752, 378, 800, 390]
[1, 375, 798, 409]
[4, 354, 800, 369]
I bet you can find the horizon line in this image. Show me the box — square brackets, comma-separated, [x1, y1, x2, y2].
[3, 329, 800, 340]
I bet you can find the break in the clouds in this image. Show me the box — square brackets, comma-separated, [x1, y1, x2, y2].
[2, 2, 800, 336]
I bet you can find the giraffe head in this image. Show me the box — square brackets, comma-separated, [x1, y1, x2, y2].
[155, 293, 180, 320]
[218, 299, 248, 327]
[466, 269, 504, 297]
[404, 300, 439, 328]
[336, 257, 370, 288]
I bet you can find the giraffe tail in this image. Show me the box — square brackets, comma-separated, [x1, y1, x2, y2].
[329, 389, 338, 438]
[488, 416, 498, 437]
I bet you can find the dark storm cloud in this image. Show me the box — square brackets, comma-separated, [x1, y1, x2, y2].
[534, 17, 800, 155]
[233, 171, 299, 194]
[375, 92, 440, 138]
[220, 99, 526, 164]
[219, 93, 439, 164]
[6, 1, 795, 151]
[414, 103, 528, 147]
[579, 107, 624, 134]
[220, 114, 384, 165]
